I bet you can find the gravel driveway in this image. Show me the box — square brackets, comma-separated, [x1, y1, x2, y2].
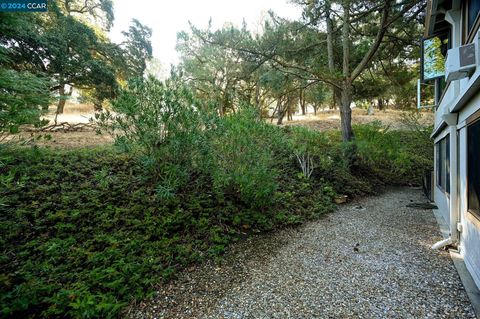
[130, 187, 476, 318]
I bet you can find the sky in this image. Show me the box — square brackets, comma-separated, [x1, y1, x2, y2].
[109, 0, 302, 68]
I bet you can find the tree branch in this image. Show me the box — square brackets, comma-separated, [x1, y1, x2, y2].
[351, 0, 393, 81]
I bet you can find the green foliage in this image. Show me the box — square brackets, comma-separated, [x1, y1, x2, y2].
[120, 19, 153, 79]
[0, 14, 51, 140]
[98, 76, 202, 156]
[44, 2, 118, 105]
[0, 12, 44, 72]
[177, 23, 257, 115]
[1, 1, 153, 114]
[0, 148, 214, 318]
[54, 0, 114, 32]
[304, 84, 329, 111]
[0, 68, 50, 139]
[99, 78, 280, 208]
[207, 107, 280, 207]
[0, 115, 433, 318]
[0, 140, 337, 318]
[353, 121, 433, 185]
[96, 75, 206, 198]
[288, 126, 329, 157]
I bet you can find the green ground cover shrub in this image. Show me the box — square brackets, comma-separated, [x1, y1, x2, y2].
[0, 145, 337, 318]
[353, 120, 433, 185]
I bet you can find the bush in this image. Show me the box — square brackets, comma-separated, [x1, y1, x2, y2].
[97, 75, 208, 197]
[0, 148, 236, 317]
[286, 126, 337, 177]
[207, 108, 279, 208]
[353, 120, 433, 185]
[0, 67, 51, 142]
[99, 78, 281, 209]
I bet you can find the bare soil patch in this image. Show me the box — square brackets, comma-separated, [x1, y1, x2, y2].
[5, 103, 113, 148]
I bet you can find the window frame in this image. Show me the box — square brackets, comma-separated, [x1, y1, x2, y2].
[467, 114, 480, 219]
[446, 136, 450, 194]
[437, 140, 442, 188]
[436, 135, 450, 194]
[421, 29, 452, 83]
[462, 0, 480, 44]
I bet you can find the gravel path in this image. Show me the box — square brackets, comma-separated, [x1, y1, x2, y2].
[130, 187, 476, 318]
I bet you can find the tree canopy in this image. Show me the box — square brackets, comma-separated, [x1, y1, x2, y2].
[1, 0, 425, 139]
[0, 0, 152, 132]
[176, 0, 426, 140]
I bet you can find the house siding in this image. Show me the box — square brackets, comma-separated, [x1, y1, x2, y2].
[426, 0, 480, 290]
[458, 96, 480, 289]
[431, 28, 480, 292]
[434, 70, 480, 291]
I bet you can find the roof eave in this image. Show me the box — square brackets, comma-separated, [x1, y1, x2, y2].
[424, 0, 440, 37]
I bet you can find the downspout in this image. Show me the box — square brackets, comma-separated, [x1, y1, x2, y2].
[431, 6, 462, 251]
[448, 113, 459, 245]
[432, 237, 453, 250]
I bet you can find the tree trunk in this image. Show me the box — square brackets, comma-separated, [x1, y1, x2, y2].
[288, 97, 292, 121]
[378, 98, 384, 111]
[276, 98, 285, 125]
[286, 95, 293, 121]
[219, 99, 225, 116]
[341, 0, 351, 79]
[94, 101, 103, 112]
[56, 85, 66, 115]
[325, 0, 341, 111]
[333, 88, 342, 110]
[339, 0, 354, 142]
[340, 82, 354, 142]
[300, 90, 306, 115]
[254, 79, 261, 111]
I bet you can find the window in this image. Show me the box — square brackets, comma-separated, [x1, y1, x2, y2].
[421, 29, 450, 105]
[436, 77, 447, 108]
[468, 119, 480, 217]
[436, 135, 450, 193]
[446, 136, 450, 194]
[437, 140, 442, 187]
[463, 0, 480, 44]
[421, 31, 450, 82]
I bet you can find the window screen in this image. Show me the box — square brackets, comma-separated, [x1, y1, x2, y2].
[436, 136, 450, 193]
[467, 0, 480, 35]
[437, 141, 443, 188]
[468, 120, 480, 216]
[446, 136, 450, 194]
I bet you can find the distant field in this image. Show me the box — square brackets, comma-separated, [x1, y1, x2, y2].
[284, 109, 434, 131]
[11, 104, 434, 149]
[43, 102, 96, 124]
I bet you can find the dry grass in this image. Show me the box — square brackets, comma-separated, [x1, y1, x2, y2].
[4, 102, 113, 149]
[8, 131, 113, 149]
[46, 102, 95, 115]
[7, 105, 434, 149]
[284, 108, 434, 131]
[41, 103, 96, 125]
